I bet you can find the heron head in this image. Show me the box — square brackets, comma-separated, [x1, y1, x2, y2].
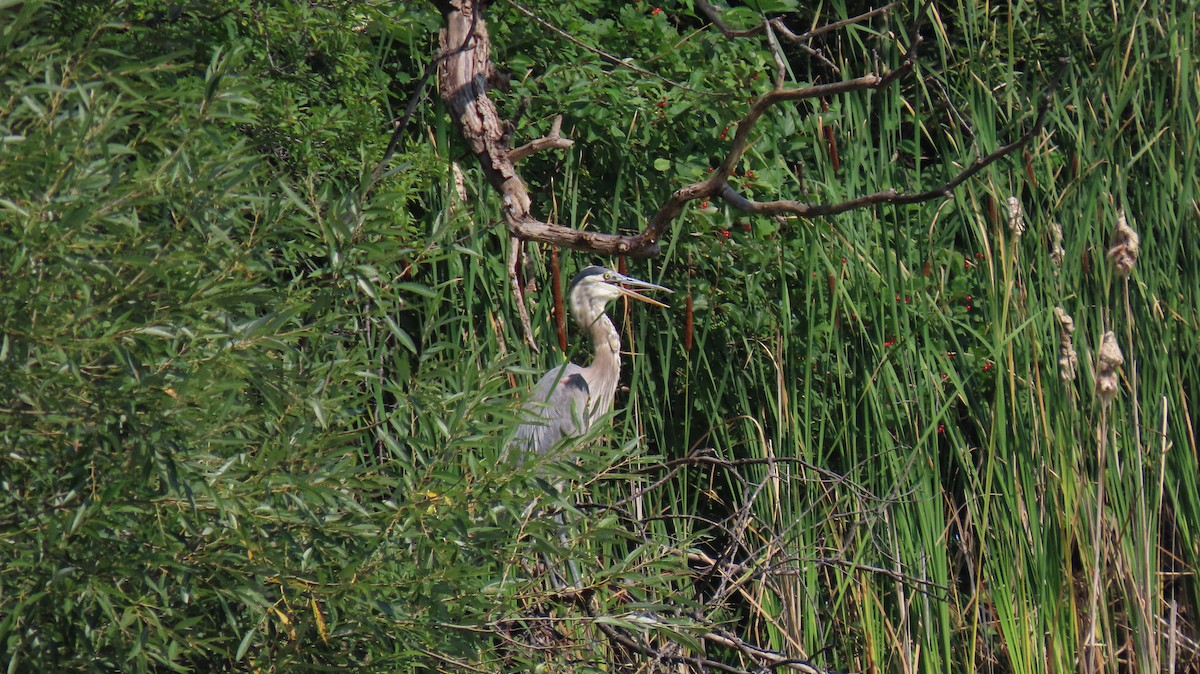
[569, 266, 672, 317]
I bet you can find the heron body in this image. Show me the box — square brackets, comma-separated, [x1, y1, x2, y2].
[512, 266, 670, 458]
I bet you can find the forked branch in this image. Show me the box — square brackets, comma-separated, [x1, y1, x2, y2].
[435, 0, 645, 255]
[433, 0, 1066, 259]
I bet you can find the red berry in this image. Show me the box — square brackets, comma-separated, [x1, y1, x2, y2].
[721, 229, 730, 239]
[651, 7, 662, 15]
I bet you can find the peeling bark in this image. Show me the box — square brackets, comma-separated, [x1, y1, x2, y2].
[436, 0, 657, 256]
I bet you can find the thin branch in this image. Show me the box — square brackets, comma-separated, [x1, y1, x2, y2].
[369, 6, 480, 193]
[642, 56, 1069, 242]
[694, 0, 764, 38]
[778, 1, 900, 43]
[765, 19, 788, 90]
[700, 629, 829, 674]
[503, 0, 715, 95]
[686, 550, 951, 597]
[587, 605, 834, 674]
[508, 115, 574, 163]
[509, 237, 538, 352]
[696, 0, 901, 70]
[696, 0, 900, 44]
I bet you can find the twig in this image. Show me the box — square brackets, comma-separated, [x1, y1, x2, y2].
[503, 0, 713, 95]
[633, 448, 879, 502]
[586, 604, 833, 674]
[696, 0, 901, 71]
[686, 550, 950, 596]
[780, 2, 900, 43]
[508, 115, 574, 163]
[681, 56, 1069, 226]
[509, 237, 538, 352]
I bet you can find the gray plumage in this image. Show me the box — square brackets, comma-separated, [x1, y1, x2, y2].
[510, 266, 670, 459]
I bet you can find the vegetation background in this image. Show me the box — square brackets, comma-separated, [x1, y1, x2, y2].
[1, 0, 1196, 672]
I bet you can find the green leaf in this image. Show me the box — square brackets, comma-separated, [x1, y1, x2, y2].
[235, 626, 256, 661]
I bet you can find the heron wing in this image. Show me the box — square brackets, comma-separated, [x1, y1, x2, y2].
[512, 363, 593, 457]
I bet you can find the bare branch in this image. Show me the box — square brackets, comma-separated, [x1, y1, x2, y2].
[508, 115, 574, 163]
[765, 19, 788, 90]
[638, 73, 889, 241]
[587, 605, 833, 674]
[700, 629, 828, 674]
[706, 57, 1070, 220]
[503, 0, 711, 94]
[369, 4, 480, 194]
[509, 238, 538, 352]
[778, 1, 901, 43]
[694, 0, 764, 38]
[437, 0, 1067, 261]
[697, 0, 902, 71]
[687, 550, 951, 598]
[438, 0, 662, 256]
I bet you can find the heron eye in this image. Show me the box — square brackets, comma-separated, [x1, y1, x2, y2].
[603, 273, 612, 280]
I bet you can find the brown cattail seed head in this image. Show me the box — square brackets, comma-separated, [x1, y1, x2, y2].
[1007, 196, 1025, 239]
[1094, 331, 1124, 405]
[1055, 306, 1078, 382]
[1107, 210, 1139, 277]
[1050, 222, 1065, 268]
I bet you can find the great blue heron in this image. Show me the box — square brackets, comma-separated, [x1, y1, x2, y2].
[511, 265, 672, 458]
[509, 265, 670, 588]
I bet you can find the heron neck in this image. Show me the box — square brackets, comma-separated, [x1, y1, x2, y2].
[580, 310, 620, 382]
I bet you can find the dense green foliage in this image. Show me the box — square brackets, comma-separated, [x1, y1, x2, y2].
[1, 0, 1196, 672]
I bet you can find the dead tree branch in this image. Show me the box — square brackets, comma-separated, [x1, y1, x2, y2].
[508, 115, 573, 163]
[696, 0, 900, 42]
[696, 0, 901, 70]
[434, 0, 1066, 259]
[644, 54, 1068, 240]
[508, 237, 538, 352]
[587, 604, 832, 674]
[436, 0, 649, 255]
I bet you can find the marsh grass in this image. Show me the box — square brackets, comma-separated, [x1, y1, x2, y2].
[507, 2, 1200, 672]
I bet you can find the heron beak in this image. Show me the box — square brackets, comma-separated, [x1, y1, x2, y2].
[610, 273, 673, 308]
